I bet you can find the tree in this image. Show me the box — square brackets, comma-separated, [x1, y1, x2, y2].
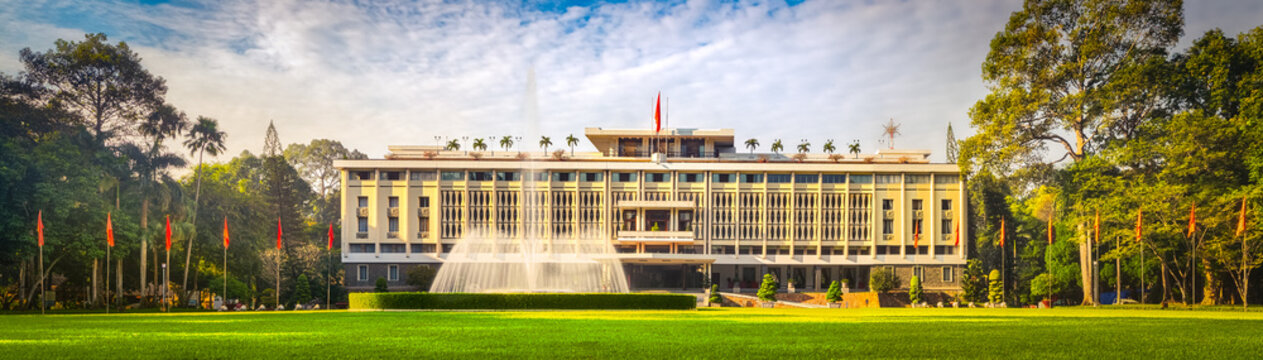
[744, 138, 759, 153]
[539, 136, 552, 152]
[444, 139, 459, 151]
[825, 280, 842, 303]
[406, 266, 436, 291]
[471, 138, 487, 152]
[180, 116, 226, 303]
[293, 273, 312, 305]
[374, 277, 388, 293]
[961, 0, 1183, 305]
[770, 139, 783, 154]
[869, 267, 898, 293]
[988, 269, 1004, 304]
[499, 136, 514, 152]
[1030, 273, 1063, 302]
[283, 139, 365, 225]
[756, 273, 778, 302]
[848, 140, 861, 159]
[18, 33, 167, 145]
[822, 140, 836, 154]
[796, 140, 810, 154]
[708, 284, 721, 304]
[262, 121, 281, 157]
[946, 123, 959, 163]
[908, 275, 923, 305]
[566, 134, 579, 156]
[133, 103, 189, 295]
[960, 259, 987, 304]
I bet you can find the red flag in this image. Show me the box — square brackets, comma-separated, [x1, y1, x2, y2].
[327, 223, 334, 250]
[953, 219, 960, 247]
[654, 92, 661, 133]
[276, 218, 283, 250]
[1093, 210, 1100, 244]
[1047, 212, 1055, 245]
[1238, 197, 1248, 237]
[222, 217, 230, 249]
[36, 209, 43, 246]
[1188, 204, 1197, 238]
[998, 218, 1006, 248]
[913, 220, 921, 248]
[165, 215, 172, 251]
[106, 213, 115, 247]
[1135, 209, 1143, 243]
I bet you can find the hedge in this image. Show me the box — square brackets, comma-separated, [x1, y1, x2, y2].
[350, 292, 697, 310]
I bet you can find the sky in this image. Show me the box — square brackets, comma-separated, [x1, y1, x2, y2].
[1, 0, 1261, 163]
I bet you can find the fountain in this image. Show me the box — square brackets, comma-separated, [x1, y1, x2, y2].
[428, 233, 630, 293]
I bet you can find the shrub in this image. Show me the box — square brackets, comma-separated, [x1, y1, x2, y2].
[908, 276, 923, 304]
[960, 259, 987, 304]
[825, 281, 842, 303]
[374, 277, 389, 293]
[708, 284, 721, 304]
[757, 273, 778, 302]
[869, 267, 898, 293]
[406, 266, 437, 291]
[294, 274, 312, 304]
[349, 293, 696, 310]
[1030, 273, 1061, 301]
[988, 269, 1003, 303]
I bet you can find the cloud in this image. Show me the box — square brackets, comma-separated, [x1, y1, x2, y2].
[0, 0, 1259, 162]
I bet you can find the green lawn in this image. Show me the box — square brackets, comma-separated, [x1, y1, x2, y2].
[4, 307, 1263, 359]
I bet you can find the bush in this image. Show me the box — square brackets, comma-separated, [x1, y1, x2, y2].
[708, 284, 721, 304]
[1030, 273, 1062, 301]
[294, 274, 312, 304]
[960, 259, 987, 304]
[406, 266, 437, 291]
[757, 273, 778, 302]
[374, 277, 389, 293]
[909, 276, 923, 304]
[988, 269, 1003, 303]
[349, 293, 697, 310]
[869, 267, 898, 293]
[825, 281, 842, 303]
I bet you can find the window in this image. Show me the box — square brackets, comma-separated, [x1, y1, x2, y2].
[905, 174, 930, 183]
[440, 171, 464, 181]
[419, 196, 430, 208]
[530, 171, 549, 182]
[551, 172, 575, 182]
[411, 244, 436, 253]
[353, 171, 372, 180]
[358, 196, 368, 208]
[882, 199, 894, 211]
[388, 217, 399, 232]
[678, 173, 702, 183]
[942, 218, 954, 234]
[849, 174, 872, 184]
[381, 244, 405, 253]
[358, 265, 368, 281]
[409, 171, 436, 181]
[645, 173, 669, 182]
[388, 265, 399, 281]
[388, 196, 399, 208]
[912, 199, 923, 211]
[822, 174, 846, 184]
[357, 217, 368, 232]
[942, 267, 954, 282]
[469, 171, 492, 181]
[794, 174, 818, 184]
[741, 173, 763, 183]
[613, 172, 637, 182]
[678, 210, 694, 231]
[621, 210, 637, 231]
[712, 173, 735, 183]
[496, 171, 519, 181]
[380, 171, 401, 181]
[883, 219, 894, 234]
[876, 174, 901, 184]
[581, 172, 603, 182]
[913, 266, 924, 280]
[935, 175, 960, 184]
[767, 174, 791, 183]
[349, 243, 375, 253]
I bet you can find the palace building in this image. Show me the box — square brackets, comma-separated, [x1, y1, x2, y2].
[334, 128, 967, 293]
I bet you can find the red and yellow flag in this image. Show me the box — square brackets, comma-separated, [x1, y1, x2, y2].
[106, 213, 115, 247]
[1238, 197, 1248, 237]
[1093, 210, 1100, 244]
[954, 219, 960, 247]
[1188, 204, 1197, 238]
[222, 217, 230, 249]
[36, 209, 44, 246]
[654, 92, 662, 133]
[913, 220, 921, 248]
[164, 215, 172, 251]
[276, 218, 283, 250]
[1135, 209, 1143, 242]
[1047, 207, 1055, 245]
[998, 218, 1006, 248]
[327, 223, 334, 251]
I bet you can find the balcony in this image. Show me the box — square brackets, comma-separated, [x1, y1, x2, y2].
[616, 230, 695, 244]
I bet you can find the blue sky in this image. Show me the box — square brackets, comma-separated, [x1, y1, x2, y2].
[2, 0, 1261, 161]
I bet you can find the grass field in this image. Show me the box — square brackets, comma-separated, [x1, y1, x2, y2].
[5, 307, 1263, 359]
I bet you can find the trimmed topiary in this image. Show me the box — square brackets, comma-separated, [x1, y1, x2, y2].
[708, 284, 721, 304]
[988, 269, 1003, 304]
[869, 267, 898, 293]
[757, 273, 778, 302]
[909, 275, 923, 305]
[375, 277, 389, 293]
[825, 280, 842, 303]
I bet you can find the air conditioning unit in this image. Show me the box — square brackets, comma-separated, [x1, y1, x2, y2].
[914, 210, 924, 219]
[943, 210, 953, 219]
[883, 210, 895, 218]
[355, 232, 368, 239]
[883, 234, 894, 241]
[418, 208, 430, 217]
[417, 231, 430, 239]
[387, 232, 399, 239]
[357, 207, 369, 217]
[388, 207, 400, 217]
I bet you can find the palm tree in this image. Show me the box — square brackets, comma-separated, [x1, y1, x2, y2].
[180, 116, 226, 301]
[744, 138, 759, 154]
[539, 136, 552, 152]
[848, 140, 861, 159]
[823, 139, 836, 154]
[445, 139, 460, 151]
[472, 138, 488, 152]
[797, 139, 810, 153]
[565, 134, 579, 156]
[135, 104, 188, 295]
[770, 139, 783, 154]
[499, 136, 514, 152]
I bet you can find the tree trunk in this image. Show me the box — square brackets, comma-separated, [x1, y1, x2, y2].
[1201, 257, 1219, 304]
[19, 260, 25, 308]
[92, 259, 99, 305]
[140, 198, 149, 298]
[1160, 260, 1170, 303]
[116, 259, 123, 305]
[183, 150, 203, 305]
[1079, 233, 1094, 305]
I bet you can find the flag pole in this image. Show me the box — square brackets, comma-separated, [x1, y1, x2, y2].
[106, 243, 110, 314]
[223, 243, 227, 309]
[39, 241, 44, 315]
[327, 246, 332, 310]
